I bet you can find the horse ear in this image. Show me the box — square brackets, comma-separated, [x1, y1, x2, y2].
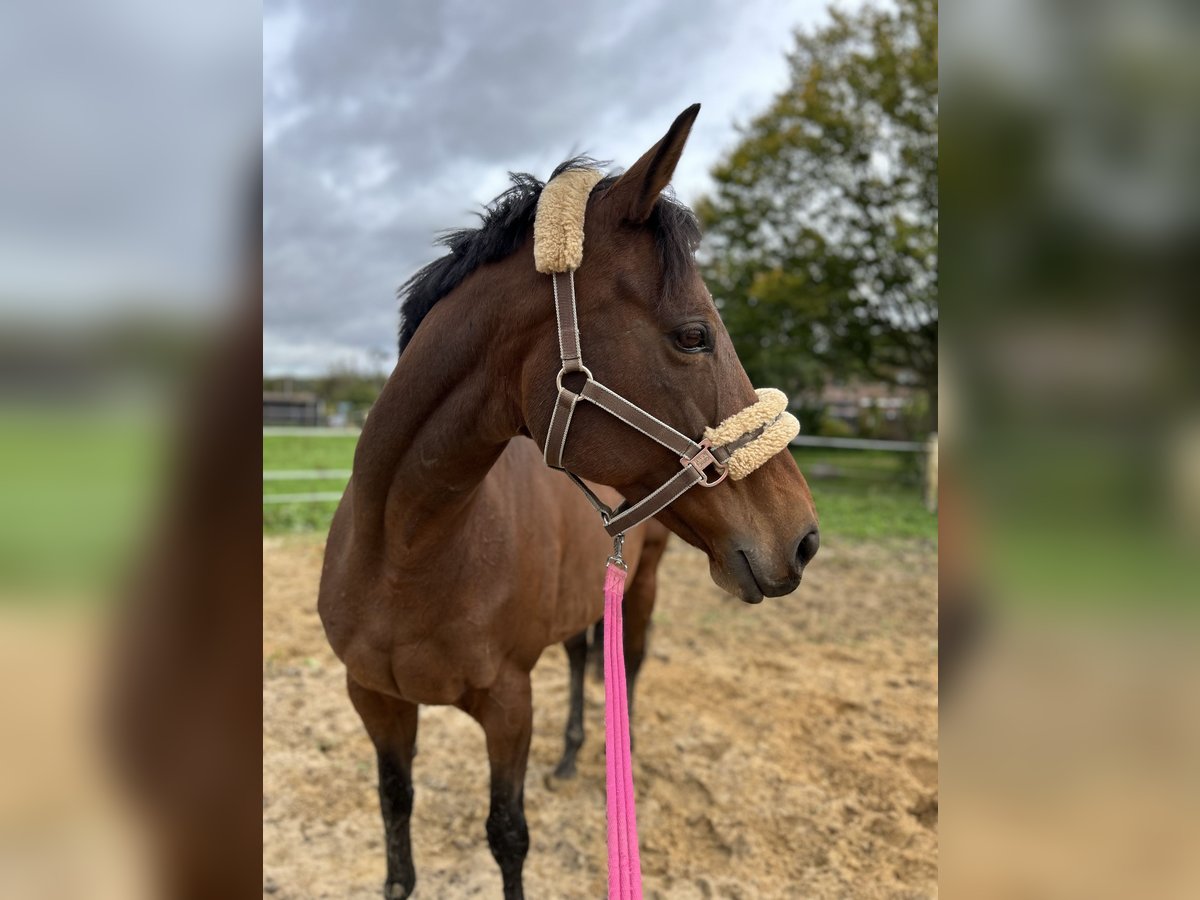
[605, 103, 700, 224]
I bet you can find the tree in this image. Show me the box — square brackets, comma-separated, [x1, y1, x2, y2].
[697, 0, 938, 427]
[321, 357, 388, 408]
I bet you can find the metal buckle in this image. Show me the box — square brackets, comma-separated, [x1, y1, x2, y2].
[681, 439, 728, 487]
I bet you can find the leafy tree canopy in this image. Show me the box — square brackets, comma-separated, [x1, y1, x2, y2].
[698, 0, 937, 421]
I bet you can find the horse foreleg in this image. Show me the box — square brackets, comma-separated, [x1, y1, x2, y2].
[589, 617, 604, 682]
[465, 669, 533, 900]
[347, 675, 419, 900]
[553, 629, 588, 779]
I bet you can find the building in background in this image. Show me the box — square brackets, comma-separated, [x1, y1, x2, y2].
[262, 391, 323, 427]
[817, 378, 923, 439]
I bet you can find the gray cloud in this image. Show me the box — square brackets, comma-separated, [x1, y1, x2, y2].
[0, 0, 258, 313]
[264, 0, 835, 374]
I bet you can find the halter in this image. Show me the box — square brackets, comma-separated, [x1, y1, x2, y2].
[534, 167, 800, 553]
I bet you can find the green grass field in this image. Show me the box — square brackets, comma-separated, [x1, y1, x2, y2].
[791, 447, 934, 541]
[263, 433, 937, 543]
[263, 432, 359, 532]
[0, 409, 166, 598]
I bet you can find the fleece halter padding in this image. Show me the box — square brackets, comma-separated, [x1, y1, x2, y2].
[534, 168, 606, 274]
[705, 388, 801, 481]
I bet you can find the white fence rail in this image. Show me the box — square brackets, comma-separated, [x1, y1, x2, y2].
[263, 426, 361, 437]
[263, 426, 926, 451]
[262, 469, 353, 481]
[789, 435, 924, 452]
[263, 491, 346, 505]
[263, 429, 937, 505]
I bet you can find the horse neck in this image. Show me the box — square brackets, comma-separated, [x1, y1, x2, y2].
[351, 266, 542, 553]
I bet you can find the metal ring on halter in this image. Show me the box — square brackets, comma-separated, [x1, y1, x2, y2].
[555, 364, 593, 395]
[681, 439, 729, 488]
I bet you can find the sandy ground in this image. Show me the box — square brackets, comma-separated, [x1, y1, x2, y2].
[0, 610, 153, 900]
[263, 535, 937, 899]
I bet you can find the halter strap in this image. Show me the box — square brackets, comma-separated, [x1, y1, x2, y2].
[553, 269, 585, 374]
[533, 168, 798, 541]
[543, 271, 727, 537]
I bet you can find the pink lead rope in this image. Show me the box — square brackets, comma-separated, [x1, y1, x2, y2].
[604, 559, 644, 899]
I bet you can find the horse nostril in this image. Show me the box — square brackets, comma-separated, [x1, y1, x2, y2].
[796, 529, 820, 568]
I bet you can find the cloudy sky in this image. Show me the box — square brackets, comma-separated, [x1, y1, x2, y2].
[0, 0, 256, 316]
[264, 0, 854, 376]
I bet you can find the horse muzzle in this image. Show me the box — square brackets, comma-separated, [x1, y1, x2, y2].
[711, 528, 820, 604]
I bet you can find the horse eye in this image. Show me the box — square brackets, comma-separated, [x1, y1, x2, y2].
[674, 325, 710, 353]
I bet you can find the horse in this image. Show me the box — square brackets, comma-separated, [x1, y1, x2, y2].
[318, 104, 820, 900]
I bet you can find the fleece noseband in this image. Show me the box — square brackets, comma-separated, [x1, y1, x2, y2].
[533, 167, 799, 547]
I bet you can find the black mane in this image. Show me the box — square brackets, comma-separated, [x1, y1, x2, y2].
[397, 156, 702, 353]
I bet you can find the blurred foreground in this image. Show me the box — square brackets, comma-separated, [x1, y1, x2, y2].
[0, 2, 259, 897]
[0, 215, 262, 900]
[942, 0, 1199, 895]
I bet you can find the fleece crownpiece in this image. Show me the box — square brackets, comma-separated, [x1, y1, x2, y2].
[533, 168, 605, 274]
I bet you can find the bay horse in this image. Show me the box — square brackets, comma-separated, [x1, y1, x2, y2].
[318, 104, 819, 899]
